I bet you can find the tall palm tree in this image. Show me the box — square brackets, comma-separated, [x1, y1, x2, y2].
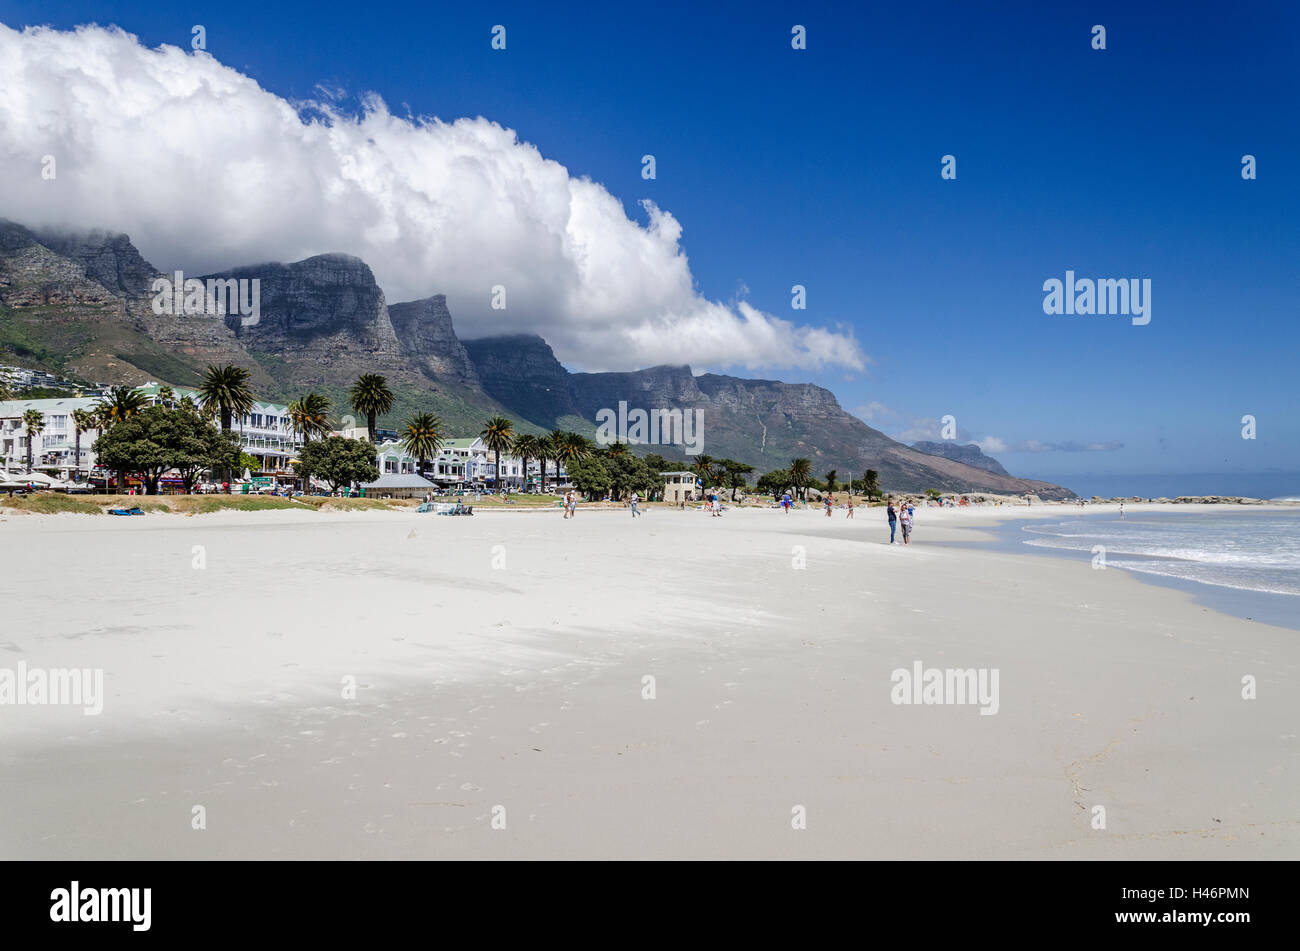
[22, 409, 44, 472]
[604, 440, 630, 458]
[823, 469, 838, 493]
[288, 393, 332, 444]
[197, 365, 256, 491]
[399, 412, 444, 479]
[789, 457, 812, 501]
[197, 365, 256, 434]
[72, 408, 96, 480]
[349, 373, 395, 443]
[94, 385, 148, 429]
[178, 394, 198, 414]
[511, 433, 541, 492]
[545, 429, 568, 492]
[156, 384, 176, 408]
[479, 415, 515, 489]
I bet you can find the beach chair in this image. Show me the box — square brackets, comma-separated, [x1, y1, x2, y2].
[416, 501, 433, 513]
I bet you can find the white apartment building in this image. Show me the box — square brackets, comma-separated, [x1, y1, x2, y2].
[0, 396, 104, 480]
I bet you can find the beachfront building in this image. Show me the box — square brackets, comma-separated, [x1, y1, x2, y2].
[661, 471, 700, 503]
[360, 472, 438, 499]
[0, 395, 105, 481]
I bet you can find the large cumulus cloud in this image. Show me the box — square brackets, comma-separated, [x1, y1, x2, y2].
[0, 23, 865, 373]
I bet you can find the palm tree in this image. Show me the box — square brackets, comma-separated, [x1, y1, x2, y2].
[156, 384, 176, 408]
[72, 408, 96, 481]
[479, 415, 515, 489]
[178, 394, 198, 414]
[511, 433, 542, 492]
[552, 432, 592, 484]
[544, 429, 568, 492]
[789, 457, 812, 500]
[349, 373, 395, 443]
[823, 469, 838, 493]
[288, 393, 332, 445]
[399, 412, 444, 478]
[22, 409, 44, 472]
[196, 365, 256, 434]
[690, 454, 716, 493]
[95, 385, 148, 429]
[604, 440, 630, 458]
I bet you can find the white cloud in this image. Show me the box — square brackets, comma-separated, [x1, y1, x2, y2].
[0, 23, 866, 375]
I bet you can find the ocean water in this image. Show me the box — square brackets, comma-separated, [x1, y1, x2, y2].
[1021, 510, 1300, 598]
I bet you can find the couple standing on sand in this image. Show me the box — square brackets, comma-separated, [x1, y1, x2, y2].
[887, 501, 914, 545]
[562, 490, 577, 518]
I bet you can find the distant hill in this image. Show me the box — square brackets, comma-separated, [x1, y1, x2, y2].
[910, 441, 1012, 476]
[0, 219, 1075, 498]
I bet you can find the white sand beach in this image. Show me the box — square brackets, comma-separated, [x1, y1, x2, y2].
[1, 502, 1296, 859]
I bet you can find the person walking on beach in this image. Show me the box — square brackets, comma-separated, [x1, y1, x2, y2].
[846, 496, 854, 518]
[887, 501, 897, 543]
[1119, 502, 1125, 518]
[782, 490, 792, 513]
[824, 493, 833, 517]
[900, 505, 913, 545]
[630, 491, 641, 517]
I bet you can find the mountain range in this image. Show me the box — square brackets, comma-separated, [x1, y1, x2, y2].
[0, 219, 1074, 498]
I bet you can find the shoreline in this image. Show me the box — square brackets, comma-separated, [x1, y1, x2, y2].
[932, 506, 1300, 632]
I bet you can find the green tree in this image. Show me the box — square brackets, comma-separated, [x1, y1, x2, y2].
[565, 454, 611, 499]
[479, 415, 515, 489]
[756, 468, 791, 499]
[238, 452, 261, 476]
[823, 469, 838, 492]
[399, 412, 444, 478]
[719, 458, 755, 501]
[294, 437, 379, 494]
[789, 458, 812, 500]
[22, 409, 44, 471]
[288, 393, 332, 444]
[603, 439, 630, 458]
[156, 384, 176, 408]
[92, 405, 239, 495]
[349, 373, 395, 443]
[863, 468, 881, 500]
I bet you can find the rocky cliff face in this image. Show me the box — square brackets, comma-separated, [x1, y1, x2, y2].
[388, 295, 480, 389]
[462, 334, 579, 424]
[464, 332, 1076, 497]
[0, 218, 1075, 496]
[911, 440, 1012, 476]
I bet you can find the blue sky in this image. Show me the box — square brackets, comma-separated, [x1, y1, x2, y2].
[2, 0, 1297, 489]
